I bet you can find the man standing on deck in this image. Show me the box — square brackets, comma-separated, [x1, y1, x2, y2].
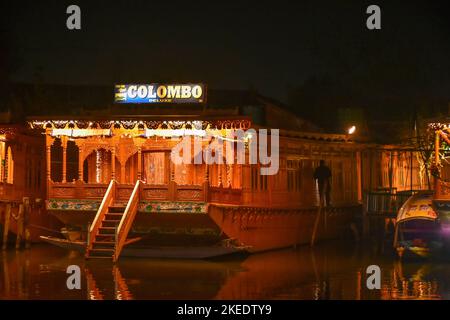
[314, 160, 332, 207]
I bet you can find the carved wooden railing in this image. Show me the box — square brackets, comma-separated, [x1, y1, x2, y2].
[116, 184, 134, 202]
[140, 183, 206, 202]
[114, 180, 141, 262]
[175, 184, 205, 202]
[141, 184, 170, 201]
[48, 181, 109, 200]
[86, 179, 116, 257]
[0, 183, 15, 200]
[209, 187, 242, 205]
[49, 180, 243, 205]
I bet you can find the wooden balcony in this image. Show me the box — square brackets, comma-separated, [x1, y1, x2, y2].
[48, 180, 243, 205]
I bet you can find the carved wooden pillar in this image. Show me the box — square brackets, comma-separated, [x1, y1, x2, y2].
[45, 133, 54, 182]
[170, 155, 175, 182]
[61, 137, 67, 183]
[120, 160, 125, 184]
[137, 147, 142, 180]
[76, 141, 84, 182]
[3, 142, 8, 183]
[204, 164, 209, 184]
[46, 145, 51, 181]
[111, 147, 116, 180]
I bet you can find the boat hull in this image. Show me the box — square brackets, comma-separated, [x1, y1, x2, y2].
[45, 203, 361, 256]
[208, 205, 358, 252]
[40, 236, 247, 259]
[47, 203, 358, 255]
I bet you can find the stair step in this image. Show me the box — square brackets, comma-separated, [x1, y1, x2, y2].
[108, 206, 126, 213]
[96, 234, 114, 238]
[94, 241, 115, 245]
[95, 236, 114, 242]
[90, 248, 114, 252]
[98, 227, 116, 234]
[102, 220, 119, 227]
[105, 213, 123, 220]
[89, 248, 114, 257]
[93, 241, 115, 249]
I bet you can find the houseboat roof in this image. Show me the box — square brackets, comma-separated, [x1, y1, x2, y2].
[8, 83, 319, 132]
[427, 117, 450, 130]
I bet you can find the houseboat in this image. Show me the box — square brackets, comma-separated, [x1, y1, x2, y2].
[0, 114, 61, 245]
[6, 83, 372, 260]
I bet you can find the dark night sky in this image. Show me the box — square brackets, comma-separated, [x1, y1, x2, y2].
[2, 0, 450, 111]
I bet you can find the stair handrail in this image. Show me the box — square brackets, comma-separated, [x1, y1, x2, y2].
[114, 179, 141, 262]
[86, 179, 116, 256]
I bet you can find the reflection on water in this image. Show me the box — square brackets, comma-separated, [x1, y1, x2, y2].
[1, 242, 450, 300]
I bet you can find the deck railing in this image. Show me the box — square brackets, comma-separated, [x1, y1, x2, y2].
[364, 190, 422, 215]
[49, 181, 109, 199]
[48, 180, 214, 203]
[114, 180, 141, 262]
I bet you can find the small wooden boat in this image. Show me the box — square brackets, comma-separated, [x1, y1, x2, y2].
[40, 236, 249, 259]
[393, 192, 443, 259]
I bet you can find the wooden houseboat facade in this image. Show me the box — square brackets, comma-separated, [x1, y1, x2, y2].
[31, 117, 362, 260]
[0, 84, 429, 259]
[0, 121, 61, 245]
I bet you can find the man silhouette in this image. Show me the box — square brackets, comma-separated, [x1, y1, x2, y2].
[314, 160, 332, 207]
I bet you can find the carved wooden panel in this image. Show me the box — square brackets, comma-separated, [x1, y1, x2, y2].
[83, 187, 108, 198]
[177, 189, 202, 201]
[51, 186, 77, 198]
[118, 139, 138, 165]
[117, 187, 133, 200]
[142, 138, 173, 150]
[142, 188, 168, 200]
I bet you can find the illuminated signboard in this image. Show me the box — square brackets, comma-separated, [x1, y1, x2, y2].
[114, 84, 206, 104]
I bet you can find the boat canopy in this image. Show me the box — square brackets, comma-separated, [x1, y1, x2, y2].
[396, 192, 437, 223]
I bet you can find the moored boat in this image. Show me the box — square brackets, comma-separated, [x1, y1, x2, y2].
[393, 191, 443, 259]
[8, 83, 430, 260]
[39, 235, 248, 259]
[25, 85, 368, 260]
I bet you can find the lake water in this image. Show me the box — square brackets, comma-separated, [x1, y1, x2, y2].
[1, 241, 449, 300]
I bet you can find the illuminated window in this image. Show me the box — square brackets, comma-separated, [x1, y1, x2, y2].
[0, 141, 5, 182]
[84, 149, 112, 184]
[6, 146, 14, 184]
